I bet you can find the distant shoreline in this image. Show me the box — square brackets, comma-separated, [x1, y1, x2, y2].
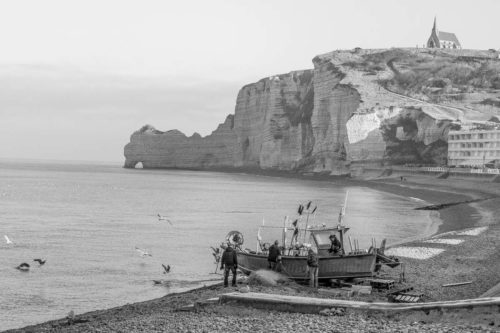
[133, 165, 480, 236]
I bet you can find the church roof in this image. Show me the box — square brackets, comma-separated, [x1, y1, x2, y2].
[438, 31, 461, 46]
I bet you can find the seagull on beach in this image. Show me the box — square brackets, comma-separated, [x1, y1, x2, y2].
[157, 214, 173, 225]
[4, 235, 13, 244]
[162, 264, 171, 274]
[153, 280, 163, 285]
[16, 263, 30, 271]
[135, 247, 152, 257]
[33, 259, 46, 265]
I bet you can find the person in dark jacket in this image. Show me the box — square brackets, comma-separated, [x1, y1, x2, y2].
[267, 240, 281, 271]
[328, 234, 342, 255]
[220, 243, 238, 287]
[306, 247, 319, 288]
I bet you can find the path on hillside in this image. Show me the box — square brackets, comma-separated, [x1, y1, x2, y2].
[384, 58, 466, 120]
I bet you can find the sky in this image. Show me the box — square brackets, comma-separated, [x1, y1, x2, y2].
[0, 0, 499, 163]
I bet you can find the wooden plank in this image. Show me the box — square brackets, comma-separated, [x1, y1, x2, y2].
[220, 292, 500, 312]
[442, 281, 473, 287]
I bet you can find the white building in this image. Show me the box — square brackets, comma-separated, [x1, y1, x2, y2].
[427, 17, 462, 49]
[448, 128, 500, 167]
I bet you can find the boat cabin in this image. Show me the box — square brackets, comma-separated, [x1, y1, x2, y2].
[309, 226, 348, 256]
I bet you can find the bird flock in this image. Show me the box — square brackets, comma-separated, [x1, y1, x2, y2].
[4, 213, 174, 284]
[4, 235, 47, 272]
[136, 213, 176, 285]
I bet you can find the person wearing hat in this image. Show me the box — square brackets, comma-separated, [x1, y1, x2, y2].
[306, 247, 319, 288]
[220, 242, 238, 287]
[329, 234, 342, 255]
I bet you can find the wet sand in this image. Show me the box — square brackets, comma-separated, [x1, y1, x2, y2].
[5, 173, 500, 333]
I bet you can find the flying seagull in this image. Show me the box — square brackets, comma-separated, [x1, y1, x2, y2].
[210, 246, 221, 257]
[135, 247, 152, 257]
[4, 235, 13, 244]
[162, 264, 171, 274]
[210, 246, 221, 264]
[33, 259, 46, 265]
[16, 263, 30, 271]
[157, 214, 173, 225]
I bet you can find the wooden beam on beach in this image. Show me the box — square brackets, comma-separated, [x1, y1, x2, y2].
[442, 281, 473, 288]
[220, 292, 500, 313]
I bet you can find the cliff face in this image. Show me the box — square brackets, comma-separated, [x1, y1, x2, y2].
[124, 48, 500, 173]
[233, 70, 315, 170]
[123, 116, 237, 169]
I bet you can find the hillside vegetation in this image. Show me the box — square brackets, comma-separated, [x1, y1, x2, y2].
[384, 50, 500, 104]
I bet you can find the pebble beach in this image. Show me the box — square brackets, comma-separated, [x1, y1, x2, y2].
[5, 173, 500, 333]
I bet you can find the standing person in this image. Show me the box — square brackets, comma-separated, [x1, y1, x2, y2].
[267, 240, 281, 271]
[220, 243, 238, 287]
[307, 247, 319, 288]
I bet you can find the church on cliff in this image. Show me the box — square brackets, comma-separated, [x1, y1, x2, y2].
[427, 17, 461, 49]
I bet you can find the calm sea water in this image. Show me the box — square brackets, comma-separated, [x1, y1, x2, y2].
[0, 161, 434, 330]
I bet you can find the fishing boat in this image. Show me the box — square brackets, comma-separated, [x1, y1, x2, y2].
[227, 192, 381, 281]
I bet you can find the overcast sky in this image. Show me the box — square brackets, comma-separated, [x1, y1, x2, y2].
[0, 0, 499, 163]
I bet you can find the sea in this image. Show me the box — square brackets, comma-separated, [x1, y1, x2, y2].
[0, 160, 435, 330]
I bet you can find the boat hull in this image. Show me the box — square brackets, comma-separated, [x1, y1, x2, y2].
[237, 251, 376, 280]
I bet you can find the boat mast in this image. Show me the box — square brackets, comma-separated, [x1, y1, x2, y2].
[338, 190, 348, 226]
[282, 216, 287, 248]
[338, 190, 349, 253]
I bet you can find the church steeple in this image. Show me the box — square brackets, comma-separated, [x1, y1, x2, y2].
[427, 16, 461, 49]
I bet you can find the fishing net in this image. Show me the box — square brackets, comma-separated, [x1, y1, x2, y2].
[247, 269, 290, 286]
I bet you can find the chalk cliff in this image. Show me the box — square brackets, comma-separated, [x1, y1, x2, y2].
[124, 48, 500, 174]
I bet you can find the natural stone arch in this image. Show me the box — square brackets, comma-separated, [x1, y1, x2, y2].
[124, 160, 144, 169]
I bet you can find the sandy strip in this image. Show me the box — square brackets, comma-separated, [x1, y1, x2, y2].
[431, 226, 489, 238]
[385, 246, 445, 259]
[456, 226, 488, 236]
[424, 238, 464, 245]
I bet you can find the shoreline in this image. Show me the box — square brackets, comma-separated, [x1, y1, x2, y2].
[5, 171, 500, 332]
[139, 165, 484, 235]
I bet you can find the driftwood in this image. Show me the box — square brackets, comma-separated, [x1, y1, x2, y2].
[221, 292, 500, 312]
[415, 197, 496, 211]
[442, 281, 473, 288]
